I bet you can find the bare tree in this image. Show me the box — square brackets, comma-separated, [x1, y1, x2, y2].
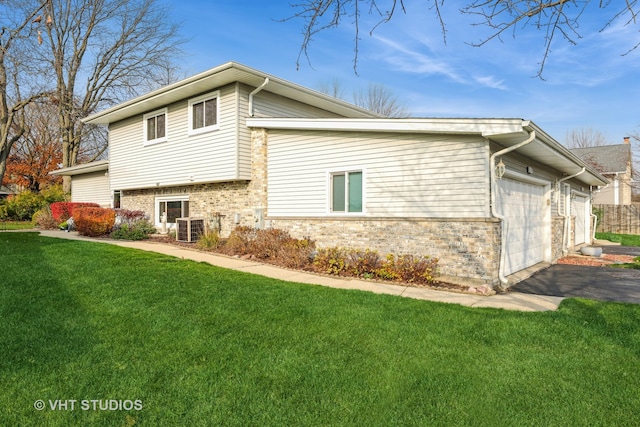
[287, 0, 639, 78]
[0, 1, 50, 188]
[565, 128, 609, 149]
[353, 82, 409, 117]
[316, 77, 347, 100]
[28, 0, 184, 191]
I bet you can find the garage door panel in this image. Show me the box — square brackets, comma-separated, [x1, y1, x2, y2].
[573, 196, 587, 245]
[498, 179, 548, 276]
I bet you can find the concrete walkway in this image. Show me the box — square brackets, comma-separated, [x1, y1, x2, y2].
[24, 229, 564, 312]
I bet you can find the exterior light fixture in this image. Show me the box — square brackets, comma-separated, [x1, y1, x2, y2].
[495, 159, 506, 179]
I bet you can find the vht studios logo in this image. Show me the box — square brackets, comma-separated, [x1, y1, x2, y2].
[34, 399, 143, 411]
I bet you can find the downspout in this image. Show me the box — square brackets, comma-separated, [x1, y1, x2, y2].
[490, 130, 536, 288]
[558, 167, 585, 255]
[248, 78, 269, 117]
[590, 186, 598, 242]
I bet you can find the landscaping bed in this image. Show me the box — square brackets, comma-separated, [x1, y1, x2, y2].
[557, 253, 636, 267]
[147, 233, 484, 295]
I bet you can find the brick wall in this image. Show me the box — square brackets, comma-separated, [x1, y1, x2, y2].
[268, 216, 501, 286]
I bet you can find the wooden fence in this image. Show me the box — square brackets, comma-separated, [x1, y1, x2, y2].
[593, 204, 640, 235]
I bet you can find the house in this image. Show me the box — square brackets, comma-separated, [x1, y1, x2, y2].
[571, 139, 634, 205]
[58, 62, 607, 288]
[50, 160, 110, 207]
[0, 185, 14, 199]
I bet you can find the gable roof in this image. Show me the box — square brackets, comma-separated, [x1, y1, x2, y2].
[83, 62, 380, 125]
[570, 144, 631, 174]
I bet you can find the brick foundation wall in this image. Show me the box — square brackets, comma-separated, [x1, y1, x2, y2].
[268, 216, 502, 286]
[551, 216, 565, 260]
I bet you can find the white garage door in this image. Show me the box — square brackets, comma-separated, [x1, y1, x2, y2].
[498, 178, 548, 276]
[573, 195, 588, 246]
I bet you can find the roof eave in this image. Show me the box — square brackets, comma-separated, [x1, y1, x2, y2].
[84, 62, 380, 125]
[50, 160, 109, 176]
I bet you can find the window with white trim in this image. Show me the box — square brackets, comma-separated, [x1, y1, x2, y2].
[143, 109, 167, 145]
[188, 91, 219, 135]
[156, 196, 189, 225]
[331, 170, 363, 213]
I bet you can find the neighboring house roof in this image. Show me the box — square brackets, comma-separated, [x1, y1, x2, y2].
[570, 144, 631, 175]
[247, 117, 609, 187]
[83, 62, 381, 125]
[0, 185, 14, 196]
[49, 160, 109, 177]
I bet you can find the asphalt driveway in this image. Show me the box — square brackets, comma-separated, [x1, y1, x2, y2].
[511, 246, 640, 304]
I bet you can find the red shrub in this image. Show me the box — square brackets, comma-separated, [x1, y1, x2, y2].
[74, 207, 116, 237]
[50, 202, 100, 222]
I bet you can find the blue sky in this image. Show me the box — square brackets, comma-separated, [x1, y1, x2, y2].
[168, 0, 640, 145]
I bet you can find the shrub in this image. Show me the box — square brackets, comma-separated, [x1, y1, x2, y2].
[50, 202, 100, 223]
[313, 247, 349, 275]
[1, 191, 45, 221]
[40, 184, 68, 204]
[248, 228, 294, 259]
[313, 247, 439, 285]
[33, 207, 59, 230]
[74, 207, 116, 237]
[196, 230, 222, 250]
[111, 220, 157, 240]
[220, 226, 315, 268]
[222, 226, 255, 255]
[378, 254, 439, 284]
[346, 249, 381, 277]
[278, 236, 316, 269]
[115, 209, 147, 226]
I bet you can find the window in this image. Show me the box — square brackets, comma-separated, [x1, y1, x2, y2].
[331, 170, 363, 213]
[156, 197, 189, 225]
[143, 109, 167, 145]
[189, 91, 220, 134]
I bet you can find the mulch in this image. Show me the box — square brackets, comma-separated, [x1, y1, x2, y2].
[557, 253, 636, 267]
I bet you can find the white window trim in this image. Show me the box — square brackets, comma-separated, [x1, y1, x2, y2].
[188, 90, 220, 136]
[143, 108, 168, 146]
[155, 195, 189, 226]
[326, 168, 366, 216]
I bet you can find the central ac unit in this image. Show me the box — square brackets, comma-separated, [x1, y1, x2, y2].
[176, 217, 205, 242]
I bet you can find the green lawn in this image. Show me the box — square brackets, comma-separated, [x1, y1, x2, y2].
[596, 232, 640, 247]
[2, 232, 640, 426]
[1, 220, 34, 230]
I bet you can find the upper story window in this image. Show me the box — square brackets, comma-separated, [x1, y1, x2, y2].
[143, 108, 167, 145]
[189, 91, 220, 135]
[330, 170, 363, 213]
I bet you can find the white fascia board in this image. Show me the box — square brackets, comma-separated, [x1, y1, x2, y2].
[84, 62, 378, 125]
[246, 117, 527, 135]
[49, 160, 109, 176]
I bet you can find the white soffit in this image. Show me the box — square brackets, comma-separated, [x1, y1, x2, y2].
[84, 62, 378, 125]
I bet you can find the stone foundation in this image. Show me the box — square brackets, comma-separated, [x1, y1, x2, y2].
[268, 216, 502, 286]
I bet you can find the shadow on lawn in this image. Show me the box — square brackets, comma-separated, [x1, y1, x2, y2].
[0, 233, 95, 371]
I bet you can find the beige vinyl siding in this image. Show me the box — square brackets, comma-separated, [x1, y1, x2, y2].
[267, 130, 489, 218]
[109, 84, 247, 190]
[250, 88, 344, 119]
[71, 171, 111, 206]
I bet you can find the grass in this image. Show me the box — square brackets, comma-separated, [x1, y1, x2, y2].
[1, 220, 34, 230]
[596, 232, 640, 247]
[2, 232, 640, 426]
